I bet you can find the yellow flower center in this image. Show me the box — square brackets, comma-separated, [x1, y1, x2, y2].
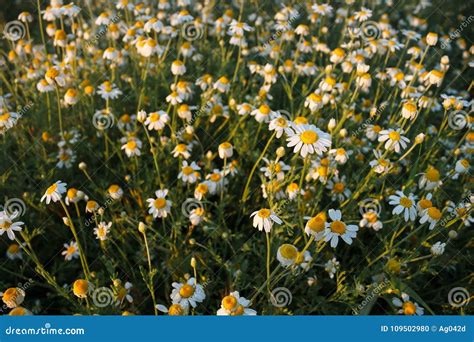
[419, 199, 432, 209]
[257, 208, 271, 218]
[182, 166, 194, 175]
[259, 105, 271, 115]
[307, 216, 325, 233]
[3, 288, 18, 301]
[388, 131, 400, 141]
[73, 279, 89, 297]
[154, 198, 166, 209]
[0, 113, 11, 122]
[300, 130, 318, 144]
[425, 168, 440, 182]
[427, 207, 441, 220]
[280, 244, 298, 259]
[126, 140, 137, 150]
[67, 246, 76, 255]
[149, 112, 160, 122]
[333, 182, 345, 193]
[196, 183, 208, 194]
[176, 144, 187, 152]
[365, 212, 378, 223]
[179, 284, 195, 298]
[230, 305, 245, 316]
[168, 304, 184, 315]
[46, 183, 58, 195]
[7, 244, 20, 254]
[330, 220, 346, 234]
[222, 295, 238, 310]
[402, 301, 416, 315]
[209, 173, 220, 182]
[399, 197, 413, 208]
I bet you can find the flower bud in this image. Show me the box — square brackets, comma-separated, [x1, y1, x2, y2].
[138, 221, 146, 234]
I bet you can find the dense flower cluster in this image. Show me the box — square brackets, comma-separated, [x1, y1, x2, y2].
[0, 0, 472, 315]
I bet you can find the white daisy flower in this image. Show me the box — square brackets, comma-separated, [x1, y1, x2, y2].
[147, 189, 172, 219]
[250, 208, 282, 233]
[170, 277, 205, 308]
[392, 293, 424, 315]
[41, 181, 67, 204]
[276, 243, 299, 267]
[144, 111, 169, 131]
[286, 124, 332, 158]
[324, 209, 359, 248]
[94, 221, 112, 241]
[217, 291, 257, 316]
[178, 161, 201, 184]
[0, 211, 24, 241]
[388, 191, 417, 222]
[378, 129, 410, 154]
[419, 206, 442, 230]
[62, 241, 79, 261]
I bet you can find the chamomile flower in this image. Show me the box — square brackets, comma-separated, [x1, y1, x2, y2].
[217, 292, 257, 316]
[147, 190, 172, 218]
[326, 176, 351, 201]
[304, 212, 327, 240]
[121, 137, 142, 157]
[392, 293, 424, 315]
[157, 302, 188, 315]
[251, 104, 275, 123]
[269, 115, 292, 138]
[178, 161, 201, 184]
[41, 181, 67, 204]
[388, 191, 417, 222]
[369, 150, 392, 174]
[94, 222, 112, 241]
[6, 243, 23, 260]
[170, 277, 205, 308]
[144, 111, 169, 131]
[418, 166, 443, 190]
[378, 129, 410, 153]
[97, 81, 122, 100]
[189, 207, 205, 226]
[108, 184, 124, 200]
[172, 143, 191, 159]
[287, 124, 332, 158]
[1, 287, 25, 308]
[277, 243, 299, 267]
[0, 211, 24, 241]
[218, 142, 233, 159]
[250, 208, 282, 233]
[359, 211, 383, 231]
[62, 241, 79, 261]
[260, 159, 290, 181]
[324, 209, 359, 248]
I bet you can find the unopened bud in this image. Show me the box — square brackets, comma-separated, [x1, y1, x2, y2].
[276, 146, 285, 158]
[138, 221, 146, 234]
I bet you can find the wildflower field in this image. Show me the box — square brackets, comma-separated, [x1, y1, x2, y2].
[0, 0, 473, 316]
